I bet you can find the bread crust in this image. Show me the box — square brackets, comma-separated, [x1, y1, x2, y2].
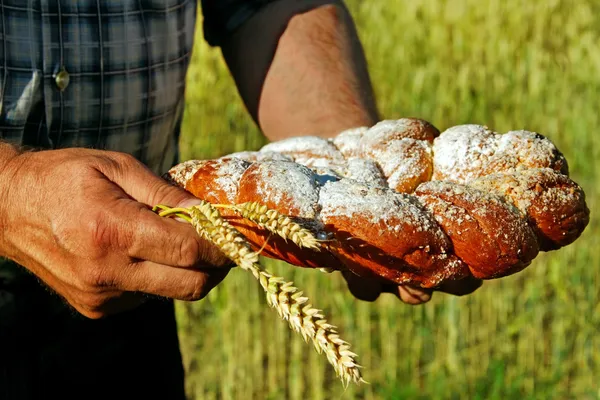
[470, 168, 590, 250]
[164, 119, 589, 289]
[414, 182, 539, 278]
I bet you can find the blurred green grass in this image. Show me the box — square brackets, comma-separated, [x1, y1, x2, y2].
[176, 0, 599, 398]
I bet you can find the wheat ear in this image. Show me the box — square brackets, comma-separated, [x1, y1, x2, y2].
[213, 202, 320, 250]
[155, 202, 364, 386]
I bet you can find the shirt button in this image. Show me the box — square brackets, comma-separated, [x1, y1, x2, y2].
[54, 67, 70, 91]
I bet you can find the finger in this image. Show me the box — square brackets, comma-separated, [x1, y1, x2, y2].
[73, 292, 148, 319]
[435, 276, 483, 296]
[199, 267, 231, 296]
[115, 260, 231, 301]
[26, 259, 147, 319]
[341, 270, 383, 302]
[94, 151, 198, 207]
[95, 188, 230, 268]
[396, 285, 433, 305]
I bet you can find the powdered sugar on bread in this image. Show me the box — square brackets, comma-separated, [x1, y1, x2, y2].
[432, 125, 568, 183]
[332, 126, 367, 158]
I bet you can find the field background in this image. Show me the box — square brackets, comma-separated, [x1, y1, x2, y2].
[176, 0, 599, 399]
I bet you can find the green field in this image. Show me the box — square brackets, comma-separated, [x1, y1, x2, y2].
[176, 1, 599, 399]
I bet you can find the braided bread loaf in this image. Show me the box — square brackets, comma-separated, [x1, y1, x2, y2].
[165, 119, 589, 290]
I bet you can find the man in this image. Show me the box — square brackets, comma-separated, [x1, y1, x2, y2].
[0, 1, 477, 398]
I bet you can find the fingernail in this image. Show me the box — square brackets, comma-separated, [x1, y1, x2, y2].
[177, 198, 204, 208]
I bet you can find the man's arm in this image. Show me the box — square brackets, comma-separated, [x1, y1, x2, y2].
[0, 142, 21, 170]
[219, 0, 379, 140]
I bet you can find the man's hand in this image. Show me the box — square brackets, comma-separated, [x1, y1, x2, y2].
[342, 270, 433, 305]
[342, 270, 484, 305]
[0, 148, 231, 319]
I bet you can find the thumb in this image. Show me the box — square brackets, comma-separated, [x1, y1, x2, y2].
[342, 270, 383, 302]
[170, 196, 237, 270]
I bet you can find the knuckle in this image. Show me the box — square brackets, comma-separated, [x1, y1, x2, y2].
[196, 238, 230, 268]
[85, 211, 113, 251]
[180, 274, 209, 301]
[91, 151, 138, 180]
[176, 236, 201, 267]
[146, 176, 188, 208]
[82, 211, 131, 261]
[83, 311, 106, 320]
[90, 152, 120, 171]
[76, 306, 106, 320]
[76, 264, 116, 294]
[84, 209, 132, 256]
[106, 150, 137, 166]
[75, 293, 110, 319]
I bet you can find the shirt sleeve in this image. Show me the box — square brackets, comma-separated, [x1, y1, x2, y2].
[200, 0, 279, 46]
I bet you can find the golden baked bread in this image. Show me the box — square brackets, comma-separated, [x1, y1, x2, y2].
[164, 118, 590, 290]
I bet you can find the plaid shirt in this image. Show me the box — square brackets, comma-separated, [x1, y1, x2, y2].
[0, 0, 272, 174]
[0, 1, 276, 397]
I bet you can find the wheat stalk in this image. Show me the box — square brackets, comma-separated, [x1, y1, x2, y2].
[154, 201, 365, 386]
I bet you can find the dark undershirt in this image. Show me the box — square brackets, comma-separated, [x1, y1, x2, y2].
[0, 1, 281, 398]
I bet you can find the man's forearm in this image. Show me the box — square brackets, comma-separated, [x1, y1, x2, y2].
[221, 0, 379, 140]
[0, 142, 23, 255]
[0, 141, 23, 199]
[0, 142, 21, 165]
